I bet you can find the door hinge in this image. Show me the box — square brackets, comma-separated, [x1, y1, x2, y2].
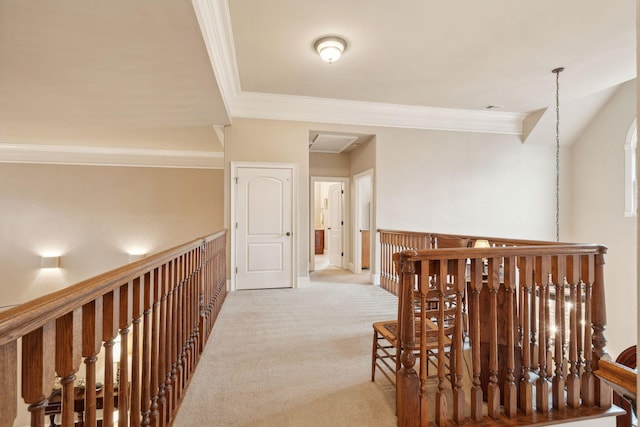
[341, 220, 344, 225]
[235, 177, 238, 184]
[341, 252, 344, 257]
[235, 267, 238, 274]
[341, 189, 344, 194]
[235, 222, 238, 229]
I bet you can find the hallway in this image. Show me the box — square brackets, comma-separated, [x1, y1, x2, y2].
[173, 266, 397, 426]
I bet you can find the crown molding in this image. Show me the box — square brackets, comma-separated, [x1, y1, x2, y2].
[194, 0, 525, 135]
[192, 0, 241, 110]
[233, 91, 525, 135]
[0, 143, 224, 169]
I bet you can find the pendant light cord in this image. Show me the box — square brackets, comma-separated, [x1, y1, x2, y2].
[553, 67, 564, 242]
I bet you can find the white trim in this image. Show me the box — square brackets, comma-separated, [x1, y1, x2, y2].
[233, 91, 525, 135]
[0, 142, 223, 169]
[230, 161, 298, 291]
[192, 0, 241, 119]
[624, 118, 637, 217]
[353, 169, 374, 275]
[194, 0, 526, 135]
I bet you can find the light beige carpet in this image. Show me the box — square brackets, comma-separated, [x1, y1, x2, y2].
[173, 266, 399, 427]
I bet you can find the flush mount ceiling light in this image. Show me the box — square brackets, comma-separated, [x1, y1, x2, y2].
[314, 36, 346, 63]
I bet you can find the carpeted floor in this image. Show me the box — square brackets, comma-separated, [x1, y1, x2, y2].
[173, 262, 399, 426]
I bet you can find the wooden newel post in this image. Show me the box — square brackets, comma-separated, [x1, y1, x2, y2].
[396, 250, 420, 427]
[592, 250, 611, 408]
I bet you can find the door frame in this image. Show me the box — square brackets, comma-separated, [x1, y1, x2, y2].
[353, 169, 374, 274]
[231, 161, 298, 291]
[309, 176, 350, 272]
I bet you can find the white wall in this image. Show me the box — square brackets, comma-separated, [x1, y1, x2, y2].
[0, 164, 224, 307]
[569, 79, 637, 357]
[375, 127, 556, 240]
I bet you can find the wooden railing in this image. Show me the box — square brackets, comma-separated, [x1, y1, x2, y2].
[380, 230, 617, 426]
[379, 230, 558, 296]
[0, 230, 227, 427]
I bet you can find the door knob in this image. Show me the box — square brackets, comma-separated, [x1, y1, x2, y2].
[286, 232, 291, 236]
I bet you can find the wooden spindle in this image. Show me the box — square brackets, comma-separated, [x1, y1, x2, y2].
[566, 255, 581, 408]
[22, 322, 56, 427]
[487, 257, 500, 419]
[0, 341, 18, 427]
[435, 260, 448, 426]
[552, 255, 566, 410]
[142, 272, 155, 427]
[131, 276, 144, 427]
[157, 264, 169, 427]
[102, 289, 120, 427]
[150, 267, 162, 427]
[82, 298, 104, 427]
[119, 282, 134, 427]
[469, 257, 483, 422]
[503, 256, 517, 417]
[581, 255, 595, 406]
[518, 256, 533, 415]
[452, 258, 465, 424]
[55, 309, 82, 427]
[536, 256, 550, 413]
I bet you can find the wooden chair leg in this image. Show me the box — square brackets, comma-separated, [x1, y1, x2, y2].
[371, 330, 377, 382]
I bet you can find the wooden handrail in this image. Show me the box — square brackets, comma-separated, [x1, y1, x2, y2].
[595, 359, 637, 402]
[0, 230, 225, 346]
[382, 230, 616, 426]
[0, 230, 227, 427]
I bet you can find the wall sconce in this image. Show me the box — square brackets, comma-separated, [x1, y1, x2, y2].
[40, 256, 60, 268]
[128, 253, 146, 262]
[314, 36, 347, 63]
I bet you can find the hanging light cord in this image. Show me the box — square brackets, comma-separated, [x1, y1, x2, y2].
[553, 67, 564, 242]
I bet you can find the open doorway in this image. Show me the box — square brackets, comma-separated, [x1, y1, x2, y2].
[354, 169, 373, 274]
[310, 177, 349, 273]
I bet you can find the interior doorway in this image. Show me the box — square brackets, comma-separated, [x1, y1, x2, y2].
[310, 177, 349, 272]
[354, 169, 373, 274]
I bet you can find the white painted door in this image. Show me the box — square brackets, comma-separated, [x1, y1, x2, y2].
[328, 183, 343, 267]
[236, 167, 293, 289]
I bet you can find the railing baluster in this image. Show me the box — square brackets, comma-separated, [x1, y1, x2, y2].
[452, 258, 465, 424]
[487, 257, 500, 419]
[157, 263, 169, 427]
[150, 267, 161, 427]
[55, 309, 82, 427]
[142, 272, 154, 427]
[22, 322, 56, 427]
[0, 340, 18, 427]
[469, 257, 483, 422]
[102, 289, 120, 427]
[119, 282, 133, 427]
[435, 260, 448, 425]
[165, 260, 176, 423]
[536, 256, 550, 413]
[82, 298, 104, 427]
[581, 254, 595, 406]
[552, 255, 566, 410]
[566, 254, 581, 408]
[131, 276, 144, 427]
[518, 256, 533, 415]
[503, 256, 517, 417]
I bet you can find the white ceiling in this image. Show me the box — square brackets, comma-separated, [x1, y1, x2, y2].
[0, 0, 636, 150]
